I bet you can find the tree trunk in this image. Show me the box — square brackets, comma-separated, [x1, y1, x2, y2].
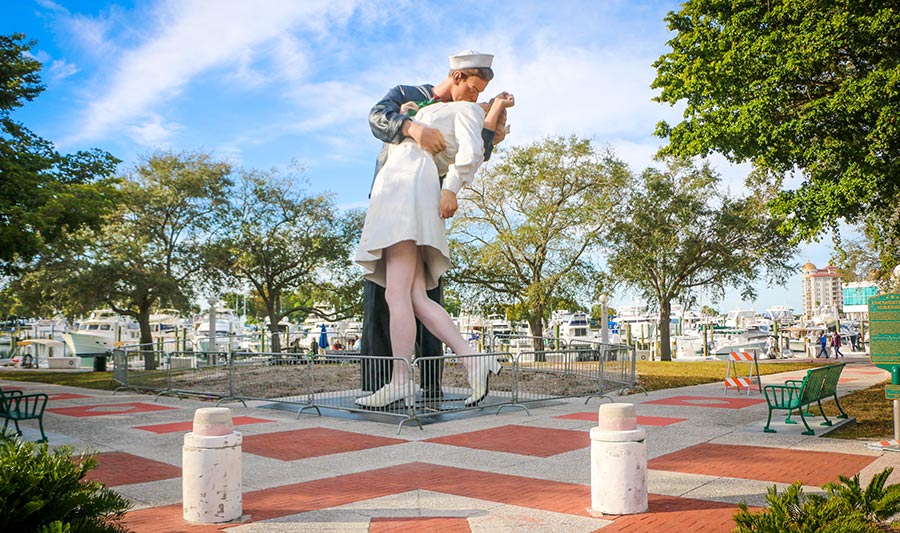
[137, 306, 156, 370]
[529, 314, 546, 362]
[269, 318, 282, 353]
[659, 299, 672, 362]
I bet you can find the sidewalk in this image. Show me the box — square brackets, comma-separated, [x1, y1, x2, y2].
[3, 355, 898, 532]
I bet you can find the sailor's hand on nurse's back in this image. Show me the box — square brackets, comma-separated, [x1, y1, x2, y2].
[440, 190, 459, 219]
[407, 121, 447, 154]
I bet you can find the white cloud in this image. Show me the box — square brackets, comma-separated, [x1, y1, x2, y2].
[46, 59, 79, 82]
[126, 112, 181, 147]
[68, 0, 361, 143]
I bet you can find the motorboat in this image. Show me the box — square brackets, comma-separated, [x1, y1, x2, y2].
[192, 305, 243, 352]
[551, 310, 595, 345]
[14, 339, 78, 369]
[148, 309, 191, 351]
[724, 308, 756, 329]
[28, 316, 69, 342]
[764, 306, 795, 326]
[62, 309, 140, 360]
[710, 326, 769, 356]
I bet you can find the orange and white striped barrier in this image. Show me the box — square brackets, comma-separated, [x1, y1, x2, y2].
[724, 376, 752, 389]
[729, 351, 754, 362]
[723, 351, 761, 395]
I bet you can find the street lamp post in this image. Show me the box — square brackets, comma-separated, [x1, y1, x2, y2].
[207, 296, 218, 365]
[600, 294, 609, 344]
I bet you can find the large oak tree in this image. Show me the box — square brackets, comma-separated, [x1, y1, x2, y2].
[652, 1, 900, 273]
[607, 158, 797, 361]
[448, 136, 628, 356]
[0, 33, 120, 275]
[206, 170, 363, 353]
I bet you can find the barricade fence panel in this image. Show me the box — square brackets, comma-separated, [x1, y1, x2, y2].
[110, 342, 636, 429]
[164, 351, 231, 398]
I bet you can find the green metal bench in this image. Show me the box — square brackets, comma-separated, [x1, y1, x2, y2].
[763, 363, 848, 435]
[0, 386, 49, 442]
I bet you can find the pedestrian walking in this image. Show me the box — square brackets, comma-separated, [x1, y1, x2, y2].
[817, 332, 829, 359]
[832, 330, 844, 358]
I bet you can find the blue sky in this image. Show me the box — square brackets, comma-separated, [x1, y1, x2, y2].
[4, 0, 834, 315]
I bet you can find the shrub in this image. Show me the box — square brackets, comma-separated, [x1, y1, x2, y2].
[0, 435, 132, 532]
[733, 467, 900, 532]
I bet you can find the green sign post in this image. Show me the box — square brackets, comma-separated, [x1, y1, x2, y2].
[870, 294, 900, 442]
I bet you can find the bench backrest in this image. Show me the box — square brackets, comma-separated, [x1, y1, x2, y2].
[820, 363, 846, 397]
[798, 366, 831, 404]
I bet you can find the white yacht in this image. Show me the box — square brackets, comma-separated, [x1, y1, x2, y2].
[29, 316, 70, 342]
[724, 308, 756, 329]
[192, 305, 243, 352]
[551, 310, 594, 343]
[63, 309, 140, 358]
[149, 309, 190, 351]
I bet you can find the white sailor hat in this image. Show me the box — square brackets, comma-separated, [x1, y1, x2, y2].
[449, 49, 493, 70]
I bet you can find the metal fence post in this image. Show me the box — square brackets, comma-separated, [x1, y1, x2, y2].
[228, 350, 235, 399]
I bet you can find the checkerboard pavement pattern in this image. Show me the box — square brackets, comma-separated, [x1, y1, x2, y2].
[3, 356, 899, 532]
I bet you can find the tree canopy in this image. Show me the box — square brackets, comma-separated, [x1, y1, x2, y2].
[0, 33, 120, 274]
[448, 135, 629, 354]
[206, 169, 363, 352]
[606, 158, 796, 361]
[652, 1, 900, 273]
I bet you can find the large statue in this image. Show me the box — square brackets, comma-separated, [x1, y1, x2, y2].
[358, 50, 513, 405]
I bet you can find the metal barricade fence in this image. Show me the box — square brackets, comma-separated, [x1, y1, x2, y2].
[111, 343, 637, 433]
[112, 348, 128, 388]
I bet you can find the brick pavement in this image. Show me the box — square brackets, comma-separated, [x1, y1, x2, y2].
[85, 452, 181, 487]
[3, 356, 897, 532]
[242, 427, 406, 461]
[648, 443, 879, 486]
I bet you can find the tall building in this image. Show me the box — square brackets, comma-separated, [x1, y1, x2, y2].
[800, 262, 843, 318]
[842, 281, 879, 320]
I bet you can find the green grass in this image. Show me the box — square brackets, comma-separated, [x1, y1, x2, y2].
[634, 359, 825, 391]
[825, 380, 893, 440]
[0, 370, 119, 391]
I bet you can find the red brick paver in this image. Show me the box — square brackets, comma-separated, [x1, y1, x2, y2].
[84, 452, 181, 487]
[47, 402, 177, 417]
[125, 462, 595, 532]
[242, 427, 406, 461]
[643, 395, 765, 409]
[123, 462, 758, 533]
[370, 517, 471, 532]
[556, 412, 688, 426]
[648, 443, 878, 486]
[601, 493, 752, 533]
[424, 424, 589, 457]
[134, 416, 274, 434]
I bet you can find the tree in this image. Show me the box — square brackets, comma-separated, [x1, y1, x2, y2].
[448, 136, 628, 356]
[18, 151, 234, 368]
[0, 33, 120, 274]
[700, 305, 719, 318]
[90, 152, 233, 361]
[207, 170, 363, 353]
[651, 1, 900, 275]
[606, 158, 796, 361]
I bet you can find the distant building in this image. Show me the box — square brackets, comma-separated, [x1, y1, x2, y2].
[801, 262, 843, 318]
[842, 281, 879, 320]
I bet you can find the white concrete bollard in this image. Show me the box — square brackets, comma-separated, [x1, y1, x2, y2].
[590, 403, 648, 515]
[182, 407, 242, 524]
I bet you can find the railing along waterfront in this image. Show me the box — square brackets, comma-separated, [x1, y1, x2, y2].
[111, 341, 636, 433]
